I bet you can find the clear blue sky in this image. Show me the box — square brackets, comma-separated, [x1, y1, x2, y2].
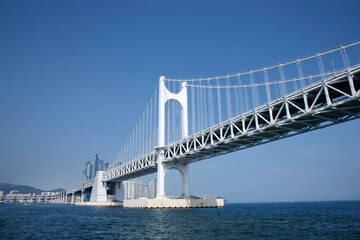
[1, 0, 359, 202]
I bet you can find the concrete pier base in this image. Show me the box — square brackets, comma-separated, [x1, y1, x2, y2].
[75, 202, 122, 207]
[123, 198, 224, 208]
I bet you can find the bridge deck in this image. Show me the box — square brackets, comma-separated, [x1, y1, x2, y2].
[163, 66, 360, 164]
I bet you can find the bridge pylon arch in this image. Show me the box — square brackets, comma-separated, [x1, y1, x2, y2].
[156, 76, 189, 198]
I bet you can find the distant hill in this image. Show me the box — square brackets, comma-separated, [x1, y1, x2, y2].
[0, 183, 64, 195]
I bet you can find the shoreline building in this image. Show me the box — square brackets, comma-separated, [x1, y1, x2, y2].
[82, 161, 93, 182]
[2, 190, 59, 203]
[82, 154, 109, 181]
[93, 154, 109, 178]
[122, 178, 157, 200]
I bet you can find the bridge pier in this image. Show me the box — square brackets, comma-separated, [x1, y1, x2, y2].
[115, 182, 124, 201]
[156, 156, 190, 198]
[178, 164, 190, 198]
[156, 147, 166, 198]
[89, 171, 107, 202]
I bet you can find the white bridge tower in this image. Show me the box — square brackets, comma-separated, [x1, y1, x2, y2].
[156, 76, 189, 198]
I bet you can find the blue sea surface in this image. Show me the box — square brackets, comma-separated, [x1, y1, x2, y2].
[0, 201, 359, 239]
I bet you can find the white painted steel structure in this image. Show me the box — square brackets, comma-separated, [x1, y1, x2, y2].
[56, 41, 360, 203]
[161, 67, 360, 163]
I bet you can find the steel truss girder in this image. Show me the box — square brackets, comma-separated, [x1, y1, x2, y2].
[103, 152, 157, 182]
[162, 66, 360, 164]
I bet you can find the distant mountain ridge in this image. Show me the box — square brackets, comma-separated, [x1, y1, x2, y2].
[0, 183, 64, 195]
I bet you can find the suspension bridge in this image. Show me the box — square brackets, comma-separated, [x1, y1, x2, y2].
[52, 41, 360, 207]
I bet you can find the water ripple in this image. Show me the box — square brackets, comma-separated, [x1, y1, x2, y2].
[0, 202, 359, 239]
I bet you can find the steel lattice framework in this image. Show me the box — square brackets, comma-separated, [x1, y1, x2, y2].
[162, 66, 360, 164]
[103, 152, 157, 182]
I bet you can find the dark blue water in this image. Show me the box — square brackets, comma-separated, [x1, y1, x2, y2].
[0, 201, 359, 239]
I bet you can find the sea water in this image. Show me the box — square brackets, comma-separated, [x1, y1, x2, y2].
[0, 201, 359, 239]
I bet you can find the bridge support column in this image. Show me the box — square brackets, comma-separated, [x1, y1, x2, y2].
[156, 161, 190, 199]
[156, 147, 166, 198]
[71, 193, 74, 203]
[180, 164, 189, 198]
[114, 182, 124, 201]
[81, 191, 84, 202]
[167, 163, 190, 198]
